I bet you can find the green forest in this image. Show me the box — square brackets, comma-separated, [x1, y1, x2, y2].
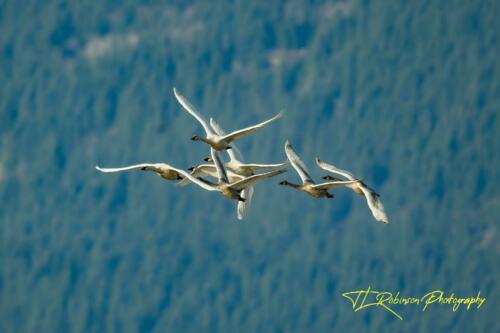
[0, 0, 498, 332]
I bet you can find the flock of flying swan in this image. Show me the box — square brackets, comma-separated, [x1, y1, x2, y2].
[96, 88, 389, 223]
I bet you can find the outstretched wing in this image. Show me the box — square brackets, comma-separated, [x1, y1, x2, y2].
[219, 111, 283, 143]
[311, 179, 360, 190]
[209, 118, 244, 162]
[285, 140, 314, 184]
[169, 166, 219, 192]
[173, 88, 214, 135]
[315, 158, 356, 180]
[237, 186, 254, 220]
[176, 164, 243, 188]
[96, 163, 170, 174]
[175, 164, 216, 188]
[359, 186, 389, 224]
[316, 158, 379, 193]
[229, 169, 287, 191]
[239, 161, 289, 171]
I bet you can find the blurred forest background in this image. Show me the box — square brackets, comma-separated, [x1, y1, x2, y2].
[0, 0, 499, 332]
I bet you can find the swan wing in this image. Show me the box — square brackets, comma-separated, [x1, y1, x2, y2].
[175, 164, 215, 188]
[240, 161, 289, 171]
[173, 88, 214, 135]
[176, 164, 243, 188]
[311, 179, 360, 190]
[219, 111, 283, 143]
[237, 186, 254, 220]
[285, 140, 314, 184]
[169, 166, 219, 192]
[229, 169, 287, 191]
[191, 164, 219, 178]
[315, 158, 356, 181]
[359, 185, 389, 224]
[96, 163, 171, 174]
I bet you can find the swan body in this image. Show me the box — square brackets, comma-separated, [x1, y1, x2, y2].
[280, 141, 359, 198]
[185, 148, 287, 203]
[316, 158, 389, 224]
[95, 163, 184, 181]
[173, 88, 283, 151]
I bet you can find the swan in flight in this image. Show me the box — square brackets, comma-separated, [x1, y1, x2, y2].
[173, 88, 283, 151]
[206, 118, 289, 176]
[185, 147, 286, 202]
[209, 117, 281, 219]
[316, 159, 389, 224]
[279, 141, 360, 198]
[182, 162, 259, 220]
[95, 163, 184, 180]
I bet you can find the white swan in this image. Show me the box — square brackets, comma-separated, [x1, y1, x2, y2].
[315, 158, 389, 224]
[279, 141, 360, 198]
[204, 118, 289, 176]
[208, 118, 261, 220]
[185, 147, 287, 203]
[173, 88, 283, 151]
[95, 163, 184, 180]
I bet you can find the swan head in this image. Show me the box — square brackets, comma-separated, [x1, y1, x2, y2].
[279, 180, 289, 185]
[322, 175, 341, 181]
[187, 166, 195, 172]
[191, 135, 203, 141]
[204, 156, 213, 162]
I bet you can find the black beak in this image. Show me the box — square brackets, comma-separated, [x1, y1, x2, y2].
[191, 136, 197, 140]
[187, 167, 195, 172]
[203, 157, 210, 162]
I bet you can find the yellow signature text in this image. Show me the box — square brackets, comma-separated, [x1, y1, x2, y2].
[342, 286, 486, 320]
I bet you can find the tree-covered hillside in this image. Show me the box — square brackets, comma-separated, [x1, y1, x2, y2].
[1, 0, 498, 332]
